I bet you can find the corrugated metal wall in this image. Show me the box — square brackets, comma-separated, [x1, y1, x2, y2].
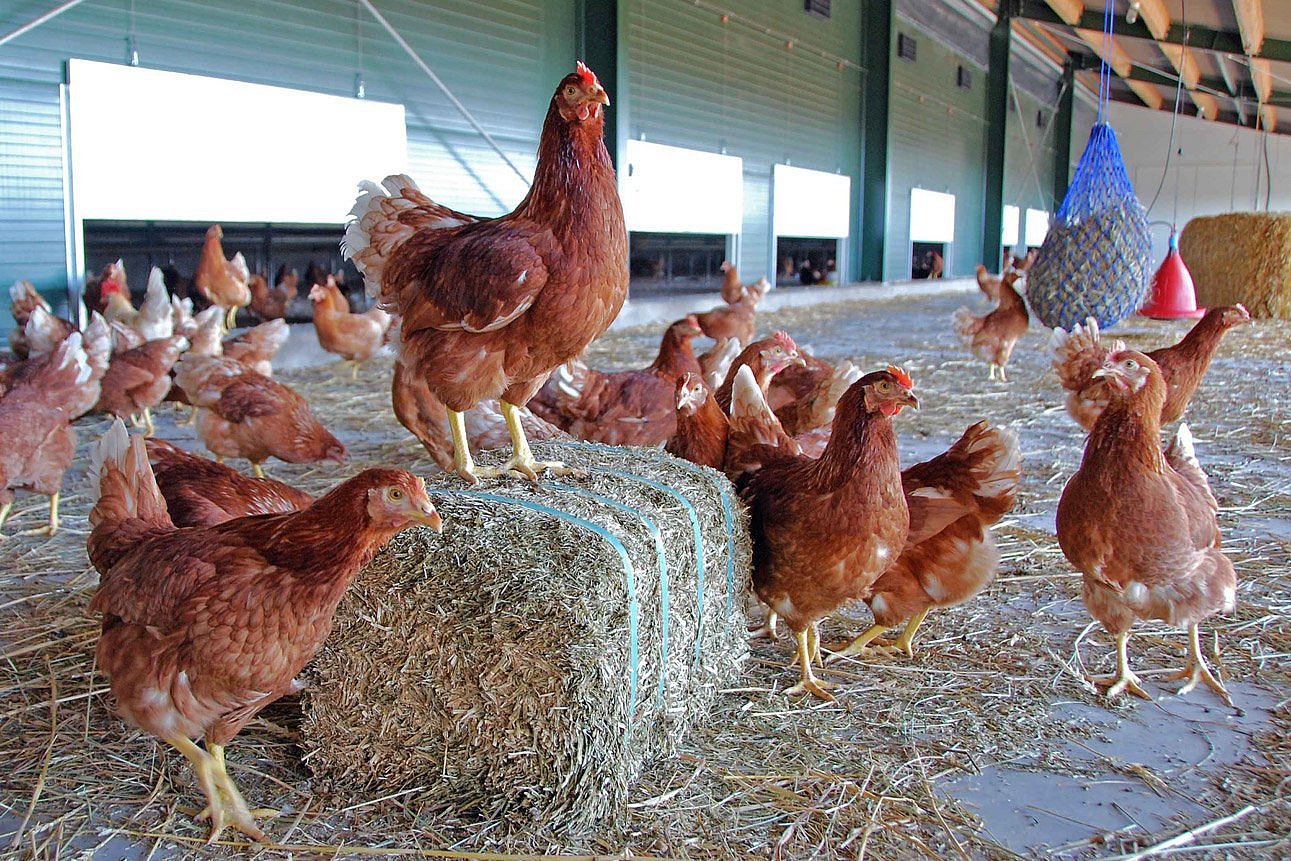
[622, 0, 862, 283]
[0, 0, 574, 324]
[886, 16, 988, 280]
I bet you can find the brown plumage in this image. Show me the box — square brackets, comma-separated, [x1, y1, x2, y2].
[664, 372, 729, 470]
[308, 277, 391, 371]
[697, 336, 741, 390]
[695, 277, 768, 344]
[176, 354, 345, 473]
[8, 280, 71, 359]
[88, 419, 440, 842]
[526, 316, 703, 446]
[953, 270, 1029, 381]
[741, 367, 919, 700]
[95, 334, 188, 434]
[713, 331, 803, 415]
[345, 63, 625, 481]
[223, 318, 290, 377]
[724, 363, 802, 484]
[1057, 350, 1236, 704]
[391, 362, 568, 473]
[194, 225, 251, 329]
[146, 438, 314, 527]
[1050, 304, 1251, 431]
[0, 327, 110, 535]
[767, 352, 861, 437]
[719, 260, 743, 304]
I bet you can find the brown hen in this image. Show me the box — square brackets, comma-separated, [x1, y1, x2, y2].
[146, 438, 314, 527]
[194, 225, 251, 330]
[95, 333, 188, 435]
[664, 372, 729, 471]
[953, 270, 1029, 381]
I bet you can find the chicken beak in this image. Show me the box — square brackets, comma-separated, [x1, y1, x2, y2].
[897, 391, 920, 411]
[412, 505, 443, 533]
[1091, 366, 1116, 381]
[592, 87, 610, 107]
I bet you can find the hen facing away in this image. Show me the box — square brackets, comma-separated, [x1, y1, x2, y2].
[88, 420, 440, 843]
[740, 367, 919, 701]
[0, 327, 109, 535]
[1057, 351, 1237, 705]
[345, 62, 626, 482]
[146, 439, 314, 527]
[1050, 305, 1251, 431]
[953, 269, 1029, 381]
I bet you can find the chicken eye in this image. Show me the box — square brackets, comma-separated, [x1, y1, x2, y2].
[878, 381, 893, 393]
[564, 85, 578, 97]
[1124, 359, 1139, 370]
[388, 488, 404, 502]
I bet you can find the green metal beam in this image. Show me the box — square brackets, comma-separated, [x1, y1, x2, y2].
[859, 0, 892, 282]
[576, 0, 618, 169]
[1054, 55, 1074, 207]
[983, 8, 1011, 268]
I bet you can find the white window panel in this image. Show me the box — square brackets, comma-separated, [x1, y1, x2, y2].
[910, 188, 955, 243]
[1002, 205, 1020, 247]
[1025, 208, 1051, 245]
[773, 164, 851, 238]
[623, 140, 743, 234]
[68, 60, 407, 224]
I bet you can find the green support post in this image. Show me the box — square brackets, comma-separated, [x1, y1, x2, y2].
[1054, 55, 1074, 209]
[576, 0, 619, 169]
[859, 0, 892, 282]
[982, 6, 1011, 269]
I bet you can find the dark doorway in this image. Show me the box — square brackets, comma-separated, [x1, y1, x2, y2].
[628, 232, 727, 297]
[776, 237, 837, 287]
[911, 241, 946, 279]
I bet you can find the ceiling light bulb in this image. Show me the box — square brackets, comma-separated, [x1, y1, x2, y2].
[1126, 1, 1141, 25]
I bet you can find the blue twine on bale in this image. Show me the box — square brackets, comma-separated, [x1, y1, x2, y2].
[1029, 122, 1153, 331]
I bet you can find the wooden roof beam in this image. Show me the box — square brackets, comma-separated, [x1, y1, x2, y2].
[1074, 26, 1164, 110]
[1231, 0, 1265, 56]
[1249, 57, 1273, 103]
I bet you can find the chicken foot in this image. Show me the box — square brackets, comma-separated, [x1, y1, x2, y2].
[783, 627, 836, 702]
[167, 735, 270, 844]
[142, 407, 155, 437]
[988, 363, 1008, 382]
[1161, 623, 1233, 706]
[223, 305, 240, 332]
[1089, 630, 1152, 702]
[471, 402, 573, 481]
[0, 495, 61, 538]
[194, 744, 280, 827]
[251, 462, 266, 479]
[748, 609, 779, 640]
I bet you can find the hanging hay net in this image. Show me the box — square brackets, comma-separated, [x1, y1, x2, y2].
[300, 440, 751, 839]
[1028, 122, 1152, 331]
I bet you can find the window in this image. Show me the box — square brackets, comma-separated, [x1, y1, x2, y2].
[957, 65, 972, 90]
[773, 164, 851, 239]
[897, 33, 917, 63]
[804, 0, 831, 20]
[1025, 208, 1050, 246]
[1002, 205, 1020, 247]
[622, 140, 743, 234]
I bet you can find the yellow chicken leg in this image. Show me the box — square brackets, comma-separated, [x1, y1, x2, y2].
[783, 628, 837, 702]
[224, 305, 239, 332]
[446, 407, 479, 483]
[825, 622, 890, 663]
[251, 463, 265, 479]
[349, 361, 360, 380]
[474, 401, 571, 481]
[19, 492, 60, 537]
[194, 743, 279, 833]
[0, 501, 12, 537]
[142, 407, 155, 437]
[167, 735, 270, 844]
[1089, 630, 1152, 702]
[1162, 623, 1233, 706]
[891, 608, 930, 657]
[749, 609, 779, 640]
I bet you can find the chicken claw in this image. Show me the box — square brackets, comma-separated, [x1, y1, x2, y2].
[1162, 623, 1233, 706]
[783, 628, 836, 702]
[748, 609, 779, 640]
[168, 735, 271, 844]
[825, 623, 889, 663]
[1088, 631, 1152, 702]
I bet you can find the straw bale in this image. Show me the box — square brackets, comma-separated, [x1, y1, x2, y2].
[1180, 212, 1291, 319]
[300, 440, 750, 836]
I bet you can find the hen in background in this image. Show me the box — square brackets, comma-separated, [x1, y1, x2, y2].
[665, 372, 729, 471]
[953, 269, 1029, 381]
[308, 277, 391, 377]
[95, 334, 188, 436]
[719, 260, 743, 304]
[223, 318, 291, 377]
[713, 332, 803, 415]
[345, 63, 626, 482]
[176, 354, 345, 476]
[697, 336, 741, 390]
[9, 281, 73, 359]
[1050, 305, 1251, 431]
[768, 351, 860, 437]
[250, 266, 296, 320]
[194, 225, 251, 330]
[87, 419, 440, 842]
[1057, 351, 1236, 704]
[0, 327, 110, 535]
[696, 277, 769, 345]
[134, 267, 175, 341]
[146, 438, 314, 527]
[527, 316, 703, 446]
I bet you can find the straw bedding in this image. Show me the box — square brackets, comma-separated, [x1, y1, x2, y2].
[1180, 212, 1291, 319]
[300, 440, 750, 835]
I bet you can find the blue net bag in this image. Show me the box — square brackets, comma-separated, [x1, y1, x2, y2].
[1028, 122, 1152, 330]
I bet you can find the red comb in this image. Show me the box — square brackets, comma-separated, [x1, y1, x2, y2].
[886, 365, 914, 388]
[772, 330, 796, 351]
[575, 60, 598, 87]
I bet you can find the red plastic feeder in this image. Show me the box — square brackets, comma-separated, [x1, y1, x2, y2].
[1140, 230, 1205, 319]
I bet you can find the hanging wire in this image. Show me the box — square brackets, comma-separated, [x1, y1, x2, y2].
[125, 0, 138, 66]
[353, 0, 365, 98]
[1096, 0, 1113, 122]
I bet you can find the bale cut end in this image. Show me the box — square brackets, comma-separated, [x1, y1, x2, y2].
[1180, 212, 1291, 319]
[301, 441, 750, 836]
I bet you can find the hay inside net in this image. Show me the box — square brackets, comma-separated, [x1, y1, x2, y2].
[1180, 212, 1291, 319]
[300, 440, 751, 837]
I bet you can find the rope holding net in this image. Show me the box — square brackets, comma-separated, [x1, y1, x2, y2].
[1027, 2, 1152, 331]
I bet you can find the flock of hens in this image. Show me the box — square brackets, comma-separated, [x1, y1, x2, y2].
[0, 62, 1256, 844]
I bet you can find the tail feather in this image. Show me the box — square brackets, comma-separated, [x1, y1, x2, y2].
[904, 421, 1022, 526]
[89, 419, 170, 529]
[952, 306, 983, 340]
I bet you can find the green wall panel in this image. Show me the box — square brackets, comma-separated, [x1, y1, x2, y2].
[885, 18, 987, 281]
[623, 0, 862, 283]
[0, 0, 576, 323]
[1004, 85, 1059, 225]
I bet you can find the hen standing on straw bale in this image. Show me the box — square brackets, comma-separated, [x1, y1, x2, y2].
[526, 316, 703, 446]
[0, 325, 109, 536]
[345, 62, 626, 482]
[176, 354, 345, 476]
[1050, 305, 1251, 431]
[87, 418, 441, 842]
[1057, 351, 1236, 705]
[953, 269, 1030, 381]
[740, 367, 918, 700]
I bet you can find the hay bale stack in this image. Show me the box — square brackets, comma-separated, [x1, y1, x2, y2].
[301, 441, 750, 835]
[1180, 212, 1291, 319]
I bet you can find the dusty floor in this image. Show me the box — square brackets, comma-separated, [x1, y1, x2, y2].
[0, 290, 1287, 859]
